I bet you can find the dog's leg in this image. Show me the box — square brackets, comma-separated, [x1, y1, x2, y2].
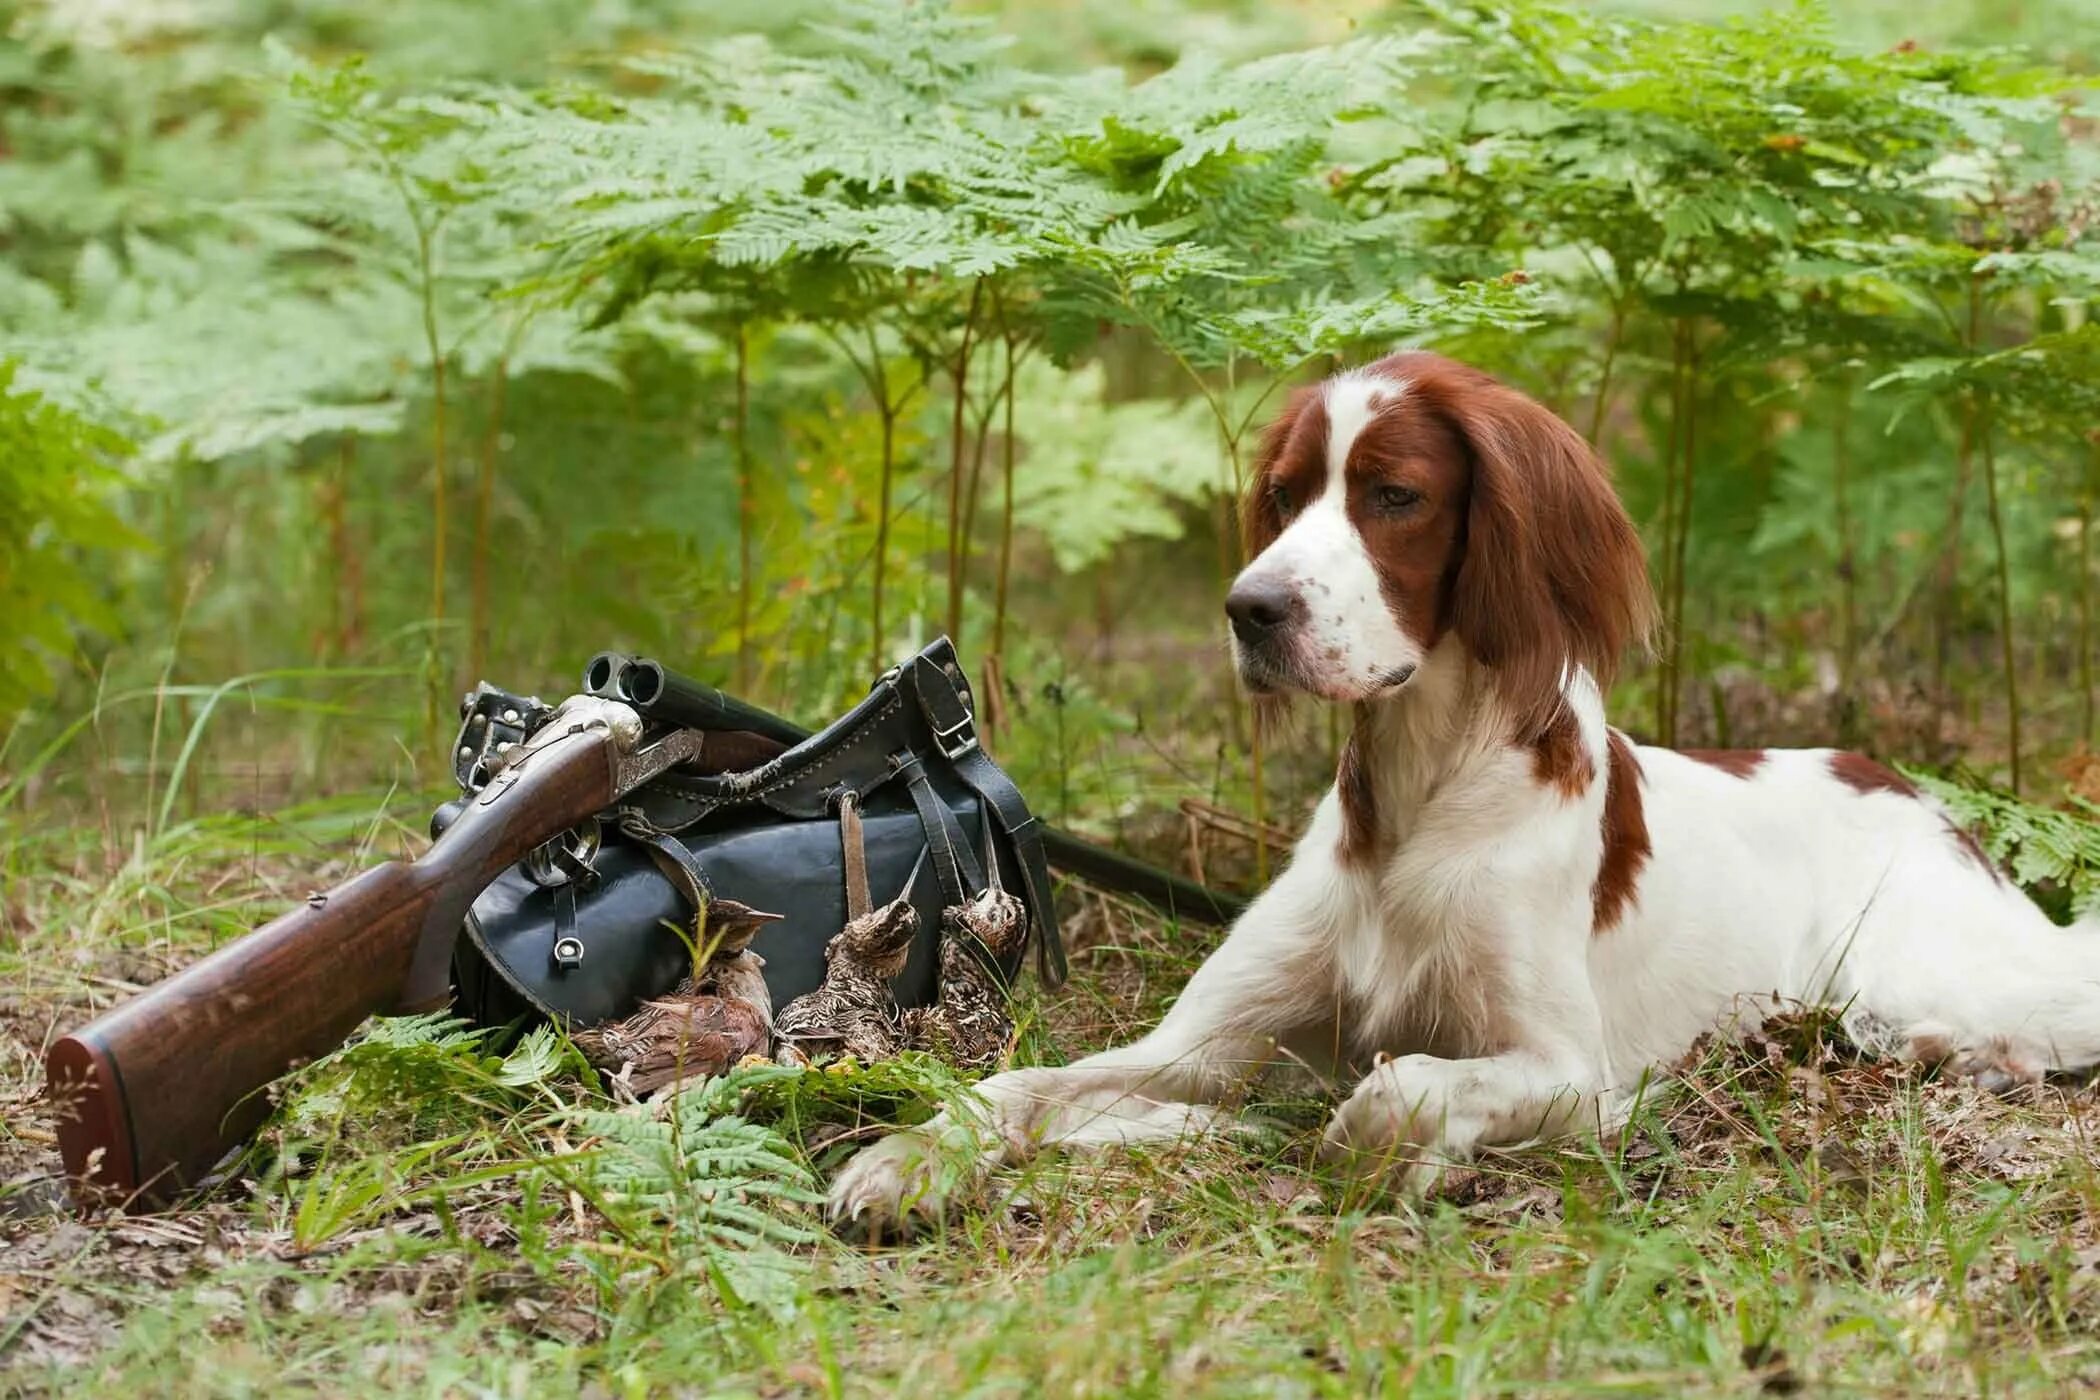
[1318, 1046, 1606, 1193]
[826, 850, 1345, 1232]
[1318, 909, 1610, 1193]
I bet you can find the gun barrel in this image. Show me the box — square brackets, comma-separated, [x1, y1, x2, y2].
[581, 651, 630, 699]
[614, 657, 807, 750]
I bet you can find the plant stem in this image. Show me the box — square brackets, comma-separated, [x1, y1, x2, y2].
[1655, 317, 1687, 743]
[317, 452, 344, 660]
[820, 320, 920, 678]
[470, 357, 506, 684]
[992, 332, 1018, 665]
[1832, 373, 1855, 697]
[945, 280, 983, 650]
[1978, 392, 2019, 794]
[872, 393, 896, 677]
[959, 320, 1020, 591]
[1586, 296, 1626, 445]
[339, 437, 364, 655]
[2081, 436, 2096, 749]
[1933, 280, 1984, 717]
[734, 322, 754, 694]
[1668, 326, 1699, 746]
[407, 198, 448, 737]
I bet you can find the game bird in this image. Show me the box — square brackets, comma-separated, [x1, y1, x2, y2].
[773, 892, 921, 1067]
[572, 897, 781, 1095]
[906, 883, 1025, 1070]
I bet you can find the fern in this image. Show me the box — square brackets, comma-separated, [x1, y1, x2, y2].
[573, 1079, 823, 1321]
[0, 364, 139, 717]
[278, 1013, 581, 1147]
[1908, 770, 2100, 921]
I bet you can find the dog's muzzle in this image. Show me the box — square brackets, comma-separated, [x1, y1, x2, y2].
[1225, 577, 1305, 690]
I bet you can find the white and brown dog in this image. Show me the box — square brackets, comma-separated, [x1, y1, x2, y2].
[829, 352, 2100, 1226]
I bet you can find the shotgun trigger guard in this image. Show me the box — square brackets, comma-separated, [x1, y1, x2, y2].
[523, 818, 602, 889]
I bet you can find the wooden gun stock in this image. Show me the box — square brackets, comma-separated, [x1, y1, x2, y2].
[45, 715, 623, 1205]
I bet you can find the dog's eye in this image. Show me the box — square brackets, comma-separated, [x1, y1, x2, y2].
[1373, 483, 1423, 515]
[1267, 482, 1295, 520]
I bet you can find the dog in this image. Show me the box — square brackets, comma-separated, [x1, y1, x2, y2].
[828, 351, 2100, 1227]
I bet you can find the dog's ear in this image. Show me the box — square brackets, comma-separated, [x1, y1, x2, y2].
[1445, 381, 1654, 738]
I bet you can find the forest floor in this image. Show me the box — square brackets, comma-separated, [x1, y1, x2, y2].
[3, 783, 2100, 1398]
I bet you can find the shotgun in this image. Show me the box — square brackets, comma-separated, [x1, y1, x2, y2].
[45, 694, 710, 1205]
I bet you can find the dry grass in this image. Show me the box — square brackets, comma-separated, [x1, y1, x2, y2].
[2, 782, 2099, 1397]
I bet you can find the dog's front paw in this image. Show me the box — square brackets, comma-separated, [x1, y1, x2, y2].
[1317, 1055, 1471, 1194]
[826, 1129, 947, 1239]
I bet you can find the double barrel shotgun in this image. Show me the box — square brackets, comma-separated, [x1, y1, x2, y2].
[44, 664, 1243, 1209]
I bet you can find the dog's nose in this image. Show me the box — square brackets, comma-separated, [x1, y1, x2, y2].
[1225, 578, 1300, 643]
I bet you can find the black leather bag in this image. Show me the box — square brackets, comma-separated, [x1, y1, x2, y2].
[447, 639, 1064, 1029]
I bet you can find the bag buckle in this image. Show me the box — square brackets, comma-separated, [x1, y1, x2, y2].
[933, 710, 978, 760]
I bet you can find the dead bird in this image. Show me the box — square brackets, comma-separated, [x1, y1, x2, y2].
[773, 895, 921, 1067]
[906, 885, 1026, 1070]
[692, 896, 783, 960]
[572, 896, 782, 1096]
[573, 951, 774, 1097]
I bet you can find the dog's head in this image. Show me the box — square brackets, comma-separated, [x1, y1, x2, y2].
[1227, 352, 1653, 734]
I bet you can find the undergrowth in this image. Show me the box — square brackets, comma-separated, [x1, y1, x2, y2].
[2, 775, 2097, 1395]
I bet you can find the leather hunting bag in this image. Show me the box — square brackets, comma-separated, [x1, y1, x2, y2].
[445, 639, 1064, 1030]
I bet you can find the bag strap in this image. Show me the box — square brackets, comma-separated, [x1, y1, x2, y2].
[907, 654, 1068, 988]
[837, 789, 873, 921]
[892, 750, 984, 907]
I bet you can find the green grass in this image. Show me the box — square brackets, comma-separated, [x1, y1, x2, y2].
[4, 790, 2099, 1397]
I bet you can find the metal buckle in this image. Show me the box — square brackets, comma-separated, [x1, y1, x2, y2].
[933, 711, 978, 759]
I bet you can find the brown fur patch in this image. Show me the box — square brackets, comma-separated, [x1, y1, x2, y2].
[1679, 748, 1767, 779]
[1943, 819, 2005, 884]
[1242, 385, 1329, 561]
[1336, 720, 1379, 865]
[1237, 386, 1329, 722]
[1828, 753, 2005, 885]
[1340, 395, 1472, 654]
[1358, 353, 1656, 742]
[1593, 729, 1650, 934]
[1529, 707, 1592, 799]
[1827, 752, 1920, 798]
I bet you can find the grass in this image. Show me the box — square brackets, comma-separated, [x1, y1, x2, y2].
[4, 782, 2100, 1397]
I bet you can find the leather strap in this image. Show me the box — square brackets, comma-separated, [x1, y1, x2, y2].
[551, 884, 582, 971]
[908, 653, 1068, 987]
[629, 825, 725, 961]
[893, 750, 983, 907]
[837, 790, 872, 920]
